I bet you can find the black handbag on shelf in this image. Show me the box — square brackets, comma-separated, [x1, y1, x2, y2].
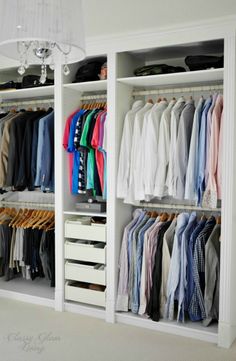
[0, 80, 21, 91]
[185, 55, 224, 71]
[134, 64, 186, 77]
[21, 75, 54, 88]
[73, 57, 107, 83]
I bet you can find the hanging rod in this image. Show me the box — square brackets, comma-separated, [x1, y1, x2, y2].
[0, 98, 54, 107]
[0, 200, 55, 209]
[132, 84, 223, 97]
[136, 202, 221, 213]
[80, 94, 107, 101]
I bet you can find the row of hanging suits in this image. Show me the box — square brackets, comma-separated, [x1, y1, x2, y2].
[117, 94, 223, 208]
[63, 106, 107, 199]
[0, 109, 54, 192]
[116, 209, 220, 326]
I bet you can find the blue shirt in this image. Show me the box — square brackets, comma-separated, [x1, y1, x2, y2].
[40, 112, 54, 191]
[68, 110, 85, 194]
[189, 216, 216, 321]
[197, 97, 212, 205]
[187, 219, 207, 320]
[177, 212, 197, 321]
[35, 112, 53, 187]
[185, 97, 205, 202]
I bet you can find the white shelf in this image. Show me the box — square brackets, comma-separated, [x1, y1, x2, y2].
[0, 277, 55, 308]
[64, 301, 106, 319]
[64, 80, 107, 92]
[117, 68, 224, 88]
[116, 312, 218, 344]
[64, 210, 107, 217]
[0, 85, 54, 100]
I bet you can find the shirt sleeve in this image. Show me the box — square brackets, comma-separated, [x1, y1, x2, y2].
[117, 111, 133, 199]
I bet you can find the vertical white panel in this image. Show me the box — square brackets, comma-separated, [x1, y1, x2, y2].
[106, 51, 133, 323]
[54, 61, 65, 311]
[218, 32, 236, 348]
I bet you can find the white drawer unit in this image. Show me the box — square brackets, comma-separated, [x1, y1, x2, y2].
[65, 262, 106, 285]
[65, 281, 106, 307]
[65, 221, 106, 243]
[65, 241, 106, 264]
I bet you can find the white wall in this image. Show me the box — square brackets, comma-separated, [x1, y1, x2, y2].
[83, 0, 236, 37]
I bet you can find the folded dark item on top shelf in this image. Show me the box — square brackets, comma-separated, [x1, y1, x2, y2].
[0, 80, 22, 90]
[185, 55, 224, 71]
[22, 75, 54, 88]
[134, 64, 186, 76]
[73, 56, 107, 83]
[75, 201, 106, 213]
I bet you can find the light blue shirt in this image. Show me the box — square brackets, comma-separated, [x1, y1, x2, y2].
[116, 209, 143, 312]
[197, 97, 212, 205]
[177, 212, 197, 321]
[129, 214, 149, 310]
[34, 112, 52, 186]
[132, 217, 155, 313]
[185, 97, 205, 202]
[165, 213, 189, 320]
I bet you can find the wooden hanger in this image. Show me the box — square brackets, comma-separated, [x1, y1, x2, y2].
[9, 208, 24, 227]
[33, 210, 54, 229]
[167, 213, 175, 221]
[160, 212, 168, 222]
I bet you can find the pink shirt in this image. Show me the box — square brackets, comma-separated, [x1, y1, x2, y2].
[205, 95, 223, 206]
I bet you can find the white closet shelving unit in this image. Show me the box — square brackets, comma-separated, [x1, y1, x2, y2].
[1, 15, 236, 349]
[111, 42, 224, 345]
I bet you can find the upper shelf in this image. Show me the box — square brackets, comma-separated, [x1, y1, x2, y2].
[0, 85, 54, 100]
[64, 80, 107, 92]
[117, 68, 224, 88]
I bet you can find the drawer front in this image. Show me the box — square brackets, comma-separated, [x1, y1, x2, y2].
[65, 242, 106, 264]
[65, 223, 106, 242]
[65, 262, 106, 285]
[65, 282, 106, 307]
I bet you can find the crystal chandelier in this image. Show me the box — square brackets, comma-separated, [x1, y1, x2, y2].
[0, 0, 86, 83]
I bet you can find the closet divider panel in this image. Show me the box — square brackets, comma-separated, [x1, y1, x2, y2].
[106, 52, 134, 322]
[218, 33, 236, 348]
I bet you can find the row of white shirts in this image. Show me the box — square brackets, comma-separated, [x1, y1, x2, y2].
[117, 95, 223, 208]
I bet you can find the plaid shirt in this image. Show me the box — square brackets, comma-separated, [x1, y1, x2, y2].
[189, 216, 216, 321]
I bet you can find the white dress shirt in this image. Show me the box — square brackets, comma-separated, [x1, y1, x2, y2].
[125, 102, 153, 204]
[165, 213, 189, 321]
[153, 99, 176, 198]
[142, 100, 168, 200]
[117, 100, 144, 199]
[166, 97, 186, 197]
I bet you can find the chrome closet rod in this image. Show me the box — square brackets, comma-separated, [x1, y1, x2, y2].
[0, 98, 54, 107]
[0, 200, 55, 209]
[132, 84, 223, 96]
[136, 202, 221, 213]
[80, 94, 107, 101]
